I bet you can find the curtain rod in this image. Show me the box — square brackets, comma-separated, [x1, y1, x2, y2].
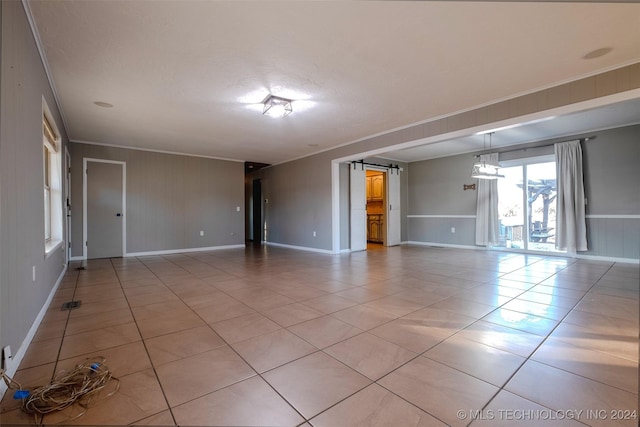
[474, 135, 596, 158]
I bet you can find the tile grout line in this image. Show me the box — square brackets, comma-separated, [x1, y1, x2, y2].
[50, 265, 80, 376]
[136, 252, 312, 424]
[260, 255, 558, 423]
[473, 260, 622, 424]
[174, 249, 448, 424]
[351, 255, 586, 426]
[28, 250, 634, 426]
[109, 257, 180, 427]
[301, 261, 538, 425]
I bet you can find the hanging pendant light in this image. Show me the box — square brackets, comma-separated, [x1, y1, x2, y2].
[471, 132, 504, 179]
[471, 161, 504, 179]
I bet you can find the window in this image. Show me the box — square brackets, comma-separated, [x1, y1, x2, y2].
[494, 156, 564, 253]
[44, 144, 52, 241]
[43, 111, 62, 252]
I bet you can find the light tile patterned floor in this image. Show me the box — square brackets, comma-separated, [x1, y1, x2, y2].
[1, 245, 638, 426]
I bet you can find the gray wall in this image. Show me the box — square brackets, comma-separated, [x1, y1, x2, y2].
[258, 154, 333, 250]
[407, 125, 640, 260]
[254, 122, 638, 258]
[409, 154, 477, 215]
[1, 1, 68, 361]
[69, 143, 245, 256]
[255, 154, 408, 253]
[252, 63, 639, 254]
[582, 125, 640, 259]
[407, 153, 478, 246]
[583, 126, 640, 215]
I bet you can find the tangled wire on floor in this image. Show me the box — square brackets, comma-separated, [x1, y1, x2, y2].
[1, 356, 119, 424]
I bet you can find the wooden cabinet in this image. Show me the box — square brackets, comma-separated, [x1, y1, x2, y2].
[367, 214, 383, 243]
[366, 175, 384, 201]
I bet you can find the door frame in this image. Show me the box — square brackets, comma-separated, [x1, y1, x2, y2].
[65, 147, 72, 264]
[496, 155, 562, 255]
[82, 158, 127, 260]
[252, 178, 262, 242]
[385, 167, 401, 247]
[365, 166, 387, 245]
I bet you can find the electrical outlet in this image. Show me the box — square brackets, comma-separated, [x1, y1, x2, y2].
[313, 231, 316, 237]
[199, 230, 204, 236]
[236, 206, 240, 212]
[451, 227, 456, 233]
[2, 345, 12, 370]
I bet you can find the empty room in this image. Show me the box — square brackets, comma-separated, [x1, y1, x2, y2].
[1, 1, 638, 426]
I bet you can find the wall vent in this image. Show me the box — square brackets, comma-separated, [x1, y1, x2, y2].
[61, 300, 81, 311]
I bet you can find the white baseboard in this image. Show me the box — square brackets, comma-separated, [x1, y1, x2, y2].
[69, 256, 84, 261]
[407, 241, 482, 250]
[265, 241, 334, 255]
[125, 244, 245, 257]
[576, 254, 639, 264]
[407, 241, 639, 264]
[0, 266, 67, 400]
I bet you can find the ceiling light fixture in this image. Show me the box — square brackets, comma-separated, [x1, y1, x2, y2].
[471, 132, 504, 180]
[262, 95, 292, 118]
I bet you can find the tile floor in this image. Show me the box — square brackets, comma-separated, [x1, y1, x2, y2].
[0, 245, 638, 426]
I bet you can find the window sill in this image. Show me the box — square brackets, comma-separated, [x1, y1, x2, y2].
[45, 240, 64, 258]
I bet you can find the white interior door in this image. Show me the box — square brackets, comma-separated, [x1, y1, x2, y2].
[350, 163, 367, 252]
[386, 169, 401, 246]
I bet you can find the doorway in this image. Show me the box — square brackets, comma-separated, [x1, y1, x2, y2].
[350, 163, 401, 251]
[83, 159, 126, 259]
[251, 178, 262, 243]
[365, 170, 385, 245]
[495, 157, 563, 253]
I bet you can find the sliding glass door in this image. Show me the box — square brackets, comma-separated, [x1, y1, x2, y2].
[495, 157, 563, 253]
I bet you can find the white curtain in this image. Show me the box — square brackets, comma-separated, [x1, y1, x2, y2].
[475, 153, 500, 246]
[555, 140, 588, 252]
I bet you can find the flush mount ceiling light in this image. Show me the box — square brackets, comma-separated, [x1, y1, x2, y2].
[471, 132, 504, 180]
[262, 95, 292, 118]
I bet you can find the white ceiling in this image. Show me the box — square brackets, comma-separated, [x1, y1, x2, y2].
[27, 1, 640, 165]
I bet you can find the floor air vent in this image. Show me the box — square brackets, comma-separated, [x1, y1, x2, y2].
[61, 300, 81, 311]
